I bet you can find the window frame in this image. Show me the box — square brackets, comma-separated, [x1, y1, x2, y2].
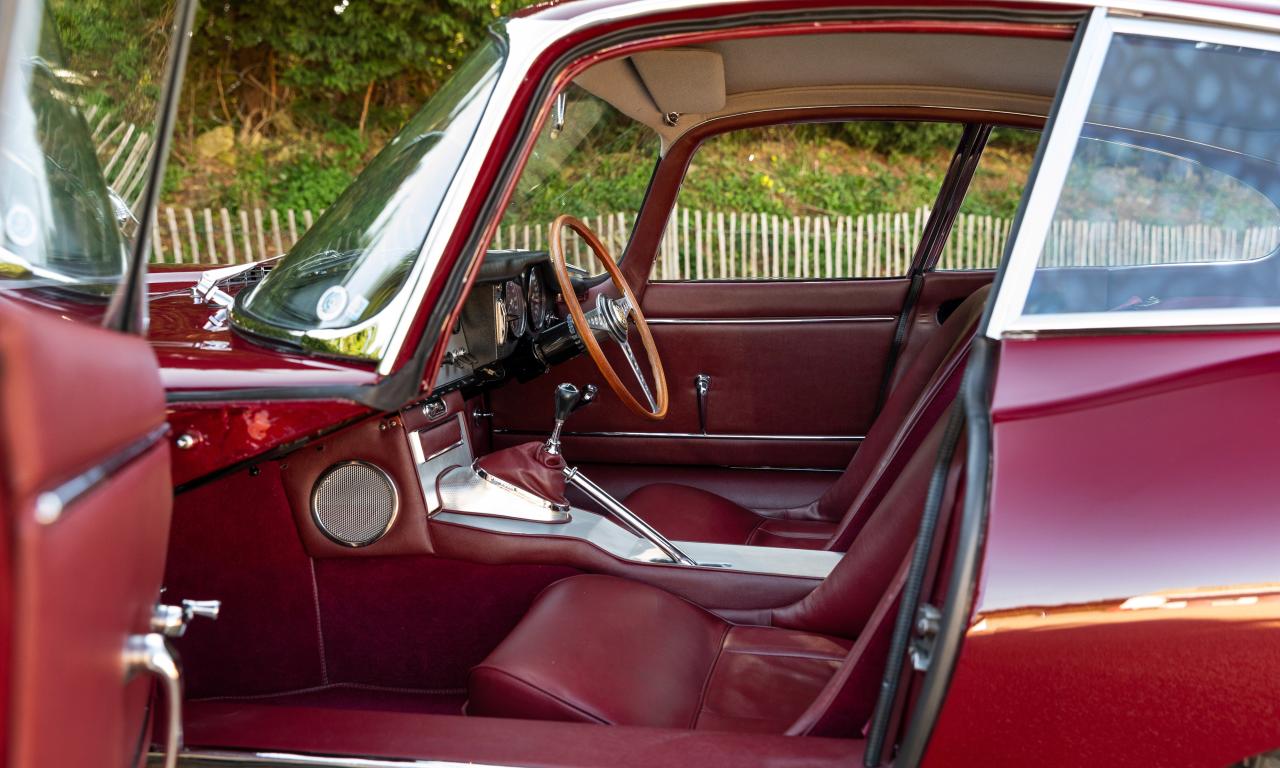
[985, 10, 1280, 338]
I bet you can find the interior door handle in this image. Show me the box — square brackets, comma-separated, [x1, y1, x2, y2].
[695, 374, 711, 435]
[124, 633, 182, 768]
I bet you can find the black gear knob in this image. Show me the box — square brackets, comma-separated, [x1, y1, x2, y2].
[546, 383, 580, 455]
[554, 383, 581, 424]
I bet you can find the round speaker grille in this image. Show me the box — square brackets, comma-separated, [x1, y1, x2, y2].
[311, 461, 398, 547]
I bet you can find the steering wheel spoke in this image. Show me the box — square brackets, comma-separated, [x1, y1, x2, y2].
[548, 215, 667, 420]
[617, 338, 657, 413]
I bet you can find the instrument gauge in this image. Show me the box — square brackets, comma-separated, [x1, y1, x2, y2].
[527, 270, 548, 331]
[502, 280, 527, 338]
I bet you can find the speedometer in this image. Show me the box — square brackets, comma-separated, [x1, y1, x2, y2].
[502, 280, 527, 338]
[527, 269, 548, 331]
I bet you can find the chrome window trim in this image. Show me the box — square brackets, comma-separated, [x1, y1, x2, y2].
[370, 0, 1280, 375]
[985, 10, 1280, 338]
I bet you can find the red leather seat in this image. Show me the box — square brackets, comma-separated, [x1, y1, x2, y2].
[624, 285, 988, 551]
[468, 412, 962, 733]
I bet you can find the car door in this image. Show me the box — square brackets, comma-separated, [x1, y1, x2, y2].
[920, 9, 1280, 766]
[489, 120, 1023, 508]
[0, 2, 194, 766]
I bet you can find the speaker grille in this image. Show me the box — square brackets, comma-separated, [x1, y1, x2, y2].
[311, 461, 398, 547]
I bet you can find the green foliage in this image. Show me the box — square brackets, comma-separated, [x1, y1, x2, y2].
[48, 0, 173, 124]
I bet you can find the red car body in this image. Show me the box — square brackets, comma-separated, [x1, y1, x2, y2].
[2, 1, 1279, 767]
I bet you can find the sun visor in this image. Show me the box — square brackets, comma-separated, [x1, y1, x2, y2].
[631, 48, 726, 116]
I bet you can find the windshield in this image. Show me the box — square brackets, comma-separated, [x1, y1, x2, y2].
[0, 5, 133, 297]
[234, 39, 504, 347]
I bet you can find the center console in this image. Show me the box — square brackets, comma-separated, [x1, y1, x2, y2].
[404, 383, 841, 584]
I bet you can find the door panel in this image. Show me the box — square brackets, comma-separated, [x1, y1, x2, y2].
[488, 278, 909, 472]
[0, 298, 172, 768]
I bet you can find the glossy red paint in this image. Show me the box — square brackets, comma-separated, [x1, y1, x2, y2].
[924, 332, 1280, 767]
[167, 400, 368, 487]
[150, 291, 378, 393]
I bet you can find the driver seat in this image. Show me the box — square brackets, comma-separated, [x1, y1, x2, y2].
[621, 285, 989, 552]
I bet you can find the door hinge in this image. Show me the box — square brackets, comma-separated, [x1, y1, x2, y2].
[909, 603, 942, 672]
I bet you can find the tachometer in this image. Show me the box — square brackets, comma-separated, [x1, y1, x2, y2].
[502, 280, 527, 337]
[527, 269, 549, 331]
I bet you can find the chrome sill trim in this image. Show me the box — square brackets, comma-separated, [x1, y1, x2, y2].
[646, 316, 894, 325]
[34, 423, 169, 525]
[150, 749, 521, 768]
[493, 429, 864, 442]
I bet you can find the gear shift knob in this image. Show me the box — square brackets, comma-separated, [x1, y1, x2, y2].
[554, 383, 581, 423]
[546, 383, 580, 455]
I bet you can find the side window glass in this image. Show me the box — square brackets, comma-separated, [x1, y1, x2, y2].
[1020, 33, 1280, 317]
[936, 126, 1040, 271]
[652, 121, 961, 281]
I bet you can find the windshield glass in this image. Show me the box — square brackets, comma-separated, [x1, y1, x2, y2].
[0, 3, 170, 299]
[235, 40, 504, 342]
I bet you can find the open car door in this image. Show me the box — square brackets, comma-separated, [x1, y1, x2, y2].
[0, 2, 196, 766]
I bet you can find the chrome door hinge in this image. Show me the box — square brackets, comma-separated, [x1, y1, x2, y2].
[909, 603, 942, 672]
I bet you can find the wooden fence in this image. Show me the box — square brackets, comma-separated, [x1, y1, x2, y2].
[147, 203, 1279, 281]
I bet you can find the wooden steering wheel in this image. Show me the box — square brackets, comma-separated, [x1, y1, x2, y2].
[548, 215, 668, 420]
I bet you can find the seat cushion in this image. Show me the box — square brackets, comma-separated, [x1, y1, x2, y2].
[624, 483, 834, 549]
[468, 575, 850, 731]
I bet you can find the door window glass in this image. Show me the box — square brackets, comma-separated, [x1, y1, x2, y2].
[1021, 33, 1280, 316]
[653, 121, 962, 280]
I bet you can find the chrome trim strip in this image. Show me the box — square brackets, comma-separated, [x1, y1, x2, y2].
[150, 749, 521, 768]
[34, 423, 169, 525]
[493, 428, 864, 442]
[987, 12, 1280, 338]
[984, 6, 1112, 339]
[646, 315, 895, 325]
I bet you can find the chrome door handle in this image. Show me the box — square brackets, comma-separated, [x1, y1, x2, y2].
[124, 633, 182, 768]
[695, 374, 711, 435]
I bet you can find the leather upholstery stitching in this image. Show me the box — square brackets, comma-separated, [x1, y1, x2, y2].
[308, 557, 329, 685]
[690, 624, 732, 729]
[472, 666, 610, 725]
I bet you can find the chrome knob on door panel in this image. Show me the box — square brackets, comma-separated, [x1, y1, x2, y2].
[151, 598, 221, 638]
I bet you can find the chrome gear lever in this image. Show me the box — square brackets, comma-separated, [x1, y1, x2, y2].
[545, 383, 597, 455]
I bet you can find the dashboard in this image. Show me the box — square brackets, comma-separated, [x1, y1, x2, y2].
[434, 250, 567, 394]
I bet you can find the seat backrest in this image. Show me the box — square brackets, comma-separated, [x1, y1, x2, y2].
[771, 410, 958, 638]
[816, 285, 987, 551]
